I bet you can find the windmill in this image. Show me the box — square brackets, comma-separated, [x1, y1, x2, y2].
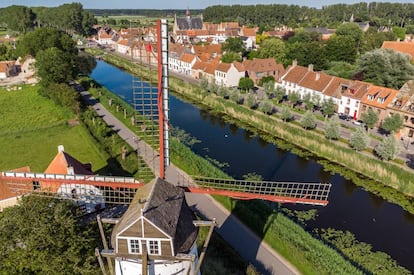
[0, 19, 331, 275]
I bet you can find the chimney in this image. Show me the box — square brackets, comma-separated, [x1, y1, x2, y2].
[292, 59, 297, 67]
[308, 64, 314, 72]
[58, 145, 65, 153]
[315, 73, 320, 81]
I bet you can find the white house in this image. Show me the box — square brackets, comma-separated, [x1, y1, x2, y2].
[215, 61, 245, 87]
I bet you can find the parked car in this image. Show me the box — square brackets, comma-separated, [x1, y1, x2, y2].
[338, 113, 351, 121]
[352, 120, 364, 126]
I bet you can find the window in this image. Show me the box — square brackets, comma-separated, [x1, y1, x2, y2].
[347, 98, 350, 104]
[128, 239, 141, 254]
[147, 240, 161, 255]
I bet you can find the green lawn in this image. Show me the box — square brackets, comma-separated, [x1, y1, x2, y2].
[0, 85, 72, 134]
[0, 85, 108, 172]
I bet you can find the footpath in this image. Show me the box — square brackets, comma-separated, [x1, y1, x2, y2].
[79, 90, 300, 275]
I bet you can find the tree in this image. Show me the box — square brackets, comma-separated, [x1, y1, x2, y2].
[217, 86, 229, 98]
[325, 35, 358, 63]
[38, 83, 81, 114]
[321, 98, 336, 118]
[357, 49, 414, 89]
[375, 135, 400, 160]
[76, 52, 97, 75]
[16, 28, 77, 59]
[244, 93, 257, 109]
[263, 81, 275, 97]
[287, 91, 300, 107]
[0, 5, 34, 33]
[258, 100, 273, 114]
[200, 78, 209, 90]
[361, 108, 379, 130]
[325, 61, 358, 80]
[222, 37, 244, 53]
[208, 82, 218, 94]
[285, 41, 327, 70]
[0, 196, 99, 274]
[301, 110, 317, 129]
[36, 47, 76, 86]
[229, 89, 241, 104]
[302, 93, 314, 111]
[274, 86, 286, 103]
[238, 77, 254, 91]
[349, 127, 370, 151]
[257, 37, 286, 64]
[392, 26, 406, 41]
[221, 51, 241, 63]
[312, 94, 322, 107]
[335, 22, 364, 53]
[280, 105, 293, 122]
[325, 115, 341, 140]
[381, 113, 404, 134]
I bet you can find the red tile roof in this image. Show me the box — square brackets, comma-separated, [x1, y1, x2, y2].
[382, 41, 414, 60]
[215, 62, 231, 72]
[362, 85, 398, 109]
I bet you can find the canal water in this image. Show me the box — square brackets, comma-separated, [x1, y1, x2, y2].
[91, 60, 414, 271]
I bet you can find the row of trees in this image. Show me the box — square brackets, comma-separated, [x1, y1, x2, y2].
[204, 3, 414, 30]
[204, 80, 402, 161]
[0, 3, 96, 35]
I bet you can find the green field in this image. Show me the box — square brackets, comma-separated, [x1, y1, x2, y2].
[0, 85, 108, 172]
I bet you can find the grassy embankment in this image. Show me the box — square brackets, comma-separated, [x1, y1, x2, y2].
[0, 85, 107, 172]
[87, 48, 414, 215]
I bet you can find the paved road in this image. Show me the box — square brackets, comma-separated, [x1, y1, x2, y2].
[80, 90, 300, 275]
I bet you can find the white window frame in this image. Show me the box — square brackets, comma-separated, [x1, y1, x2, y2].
[128, 239, 141, 254]
[147, 239, 161, 255]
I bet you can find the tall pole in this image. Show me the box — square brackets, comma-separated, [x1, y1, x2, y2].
[157, 19, 169, 179]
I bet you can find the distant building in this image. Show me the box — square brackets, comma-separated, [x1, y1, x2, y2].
[382, 41, 414, 61]
[173, 8, 204, 36]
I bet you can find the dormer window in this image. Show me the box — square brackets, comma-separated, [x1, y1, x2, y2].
[128, 239, 141, 254]
[368, 95, 374, 101]
[377, 97, 385, 104]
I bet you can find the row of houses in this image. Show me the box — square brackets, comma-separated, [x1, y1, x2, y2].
[277, 61, 414, 138]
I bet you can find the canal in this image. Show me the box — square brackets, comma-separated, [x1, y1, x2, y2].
[91, 60, 414, 271]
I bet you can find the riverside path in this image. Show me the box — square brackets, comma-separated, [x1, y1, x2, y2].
[79, 89, 300, 275]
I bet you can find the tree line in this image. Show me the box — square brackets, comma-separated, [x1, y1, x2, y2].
[0, 3, 96, 35]
[203, 3, 414, 31]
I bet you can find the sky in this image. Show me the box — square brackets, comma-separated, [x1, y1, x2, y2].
[0, 0, 409, 10]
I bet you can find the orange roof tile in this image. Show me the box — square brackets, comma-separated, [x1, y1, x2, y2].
[323, 77, 352, 98]
[382, 41, 414, 60]
[180, 53, 196, 63]
[241, 27, 257, 37]
[362, 85, 398, 109]
[216, 62, 231, 72]
[232, 61, 245, 72]
[298, 71, 333, 92]
[282, 65, 310, 84]
[243, 58, 278, 73]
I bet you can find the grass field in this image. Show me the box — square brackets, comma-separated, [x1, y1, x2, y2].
[0, 85, 108, 172]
